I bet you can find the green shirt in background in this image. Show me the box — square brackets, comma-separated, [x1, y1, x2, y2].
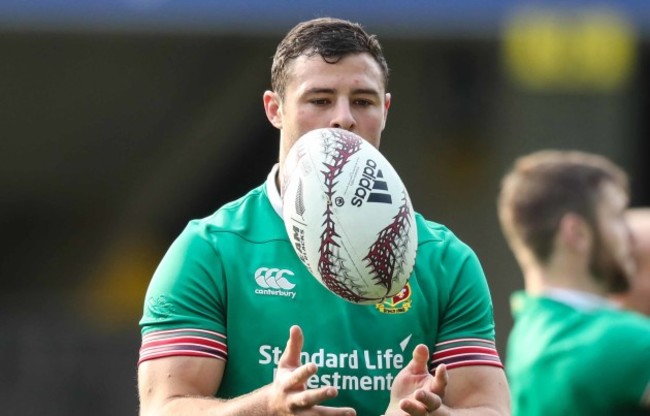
[507, 291, 650, 416]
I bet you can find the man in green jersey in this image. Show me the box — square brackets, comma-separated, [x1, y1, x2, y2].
[497, 150, 650, 415]
[611, 208, 650, 316]
[138, 17, 510, 416]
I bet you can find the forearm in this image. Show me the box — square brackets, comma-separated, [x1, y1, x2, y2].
[384, 403, 507, 416]
[141, 386, 270, 416]
[442, 405, 507, 416]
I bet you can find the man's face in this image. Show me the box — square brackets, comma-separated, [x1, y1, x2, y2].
[265, 52, 391, 177]
[616, 211, 650, 316]
[589, 183, 634, 293]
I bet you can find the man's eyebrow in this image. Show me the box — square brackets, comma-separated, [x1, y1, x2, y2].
[303, 88, 335, 94]
[302, 87, 381, 96]
[351, 88, 381, 96]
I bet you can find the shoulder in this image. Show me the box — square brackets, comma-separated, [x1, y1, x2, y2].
[540, 305, 650, 359]
[183, 183, 286, 244]
[416, 213, 473, 249]
[412, 213, 493, 326]
[414, 213, 479, 266]
[573, 310, 650, 389]
[597, 309, 650, 346]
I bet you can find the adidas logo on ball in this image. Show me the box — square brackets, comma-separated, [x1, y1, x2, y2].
[351, 159, 392, 207]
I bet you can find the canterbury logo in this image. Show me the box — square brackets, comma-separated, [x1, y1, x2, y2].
[254, 267, 296, 290]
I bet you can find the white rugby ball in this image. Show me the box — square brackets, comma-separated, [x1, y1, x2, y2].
[281, 128, 417, 305]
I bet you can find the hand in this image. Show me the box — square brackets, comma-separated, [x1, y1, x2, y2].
[266, 325, 356, 415]
[384, 344, 449, 416]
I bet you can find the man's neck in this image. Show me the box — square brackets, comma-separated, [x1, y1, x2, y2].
[524, 264, 607, 297]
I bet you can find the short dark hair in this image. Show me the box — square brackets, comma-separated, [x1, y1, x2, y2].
[498, 150, 629, 264]
[271, 17, 389, 99]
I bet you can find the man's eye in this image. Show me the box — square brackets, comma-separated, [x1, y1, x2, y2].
[354, 99, 373, 106]
[310, 99, 329, 105]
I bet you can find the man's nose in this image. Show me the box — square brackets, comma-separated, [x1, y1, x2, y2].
[329, 101, 355, 130]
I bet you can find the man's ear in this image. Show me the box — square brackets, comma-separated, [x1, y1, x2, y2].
[558, 213, 593, 254]
[263, 90, 282, 129]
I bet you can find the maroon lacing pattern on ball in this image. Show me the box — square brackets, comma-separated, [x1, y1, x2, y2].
[363, 193, 413, 298]
[317, 131, 369, 303]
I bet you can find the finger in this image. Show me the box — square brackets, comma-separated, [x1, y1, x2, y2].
[311, 405, 357, 416]
[287, 386, 338, 410]
[286, 390, 357, 415]
[279, 325, 304, 368]
[282, 362, 318, 389]
[400, 393, 443, 416]
[414, 388, 443, 412]
[407, 344, 430, 373]
[430, 363, 449, 397]
[399, 397, 429, 415]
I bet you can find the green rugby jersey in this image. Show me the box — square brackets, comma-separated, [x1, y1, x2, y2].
[507, 290, 650, 416]
[139, 166, 502, 415]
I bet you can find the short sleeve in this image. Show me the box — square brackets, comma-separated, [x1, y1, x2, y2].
[432, 236, 502, 369]
[138, 220, 227, 364]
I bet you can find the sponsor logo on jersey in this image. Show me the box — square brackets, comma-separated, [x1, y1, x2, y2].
[376, 282, 412, 314]
[258, 333, 414, 392]
[351, 159, 392, 207]
[145, 295, 175, 320]
[254, 267, 297, 299]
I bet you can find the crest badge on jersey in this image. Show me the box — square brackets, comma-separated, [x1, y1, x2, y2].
[376, 282, 412, 314]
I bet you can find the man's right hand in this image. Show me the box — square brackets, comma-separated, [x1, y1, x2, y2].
[265, 325, 356, 415]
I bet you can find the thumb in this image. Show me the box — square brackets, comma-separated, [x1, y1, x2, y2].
[410, 344, 430, 372]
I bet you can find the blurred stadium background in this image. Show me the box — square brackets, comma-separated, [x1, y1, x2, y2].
[1, 1, 649, 414]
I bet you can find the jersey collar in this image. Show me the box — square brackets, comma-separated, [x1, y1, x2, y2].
[542, 287, 617, 311]
[265, 163, 283, 219]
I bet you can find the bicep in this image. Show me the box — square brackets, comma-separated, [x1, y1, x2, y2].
[138, 356, 226, 414]
[444, 365, 510, 415]
[436, 243, 497, 342]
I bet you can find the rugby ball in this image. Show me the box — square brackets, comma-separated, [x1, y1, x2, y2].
[281, 128, 417, 305]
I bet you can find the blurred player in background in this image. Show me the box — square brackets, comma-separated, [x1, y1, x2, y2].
[498, 149, 650, 415]
[610, 208, 650, 316]
[137, 16, 509, 416]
